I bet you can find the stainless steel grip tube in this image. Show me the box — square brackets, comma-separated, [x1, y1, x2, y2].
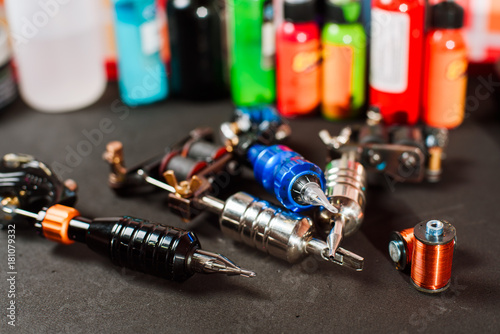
[197, 191, 364, 269]
[317, 150, 367, 237]
[219, 192, 315, 263]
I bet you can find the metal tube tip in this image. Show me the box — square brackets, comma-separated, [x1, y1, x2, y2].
[236, 269, 257, 278]
[191, 249, 256, 278]
[330, 247, 364, 271]
[327, 216, 345, 257]
[302, 183, 338, 214]
[327, 233, 342, 259]
[307, 239, 363, 271]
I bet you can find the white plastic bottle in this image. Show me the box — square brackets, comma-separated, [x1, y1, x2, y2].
[0, 26, 17, 110]
[5, 0, 106, 112]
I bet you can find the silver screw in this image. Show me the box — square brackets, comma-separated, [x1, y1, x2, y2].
[426, 220, 444, 237]
[389, 240, 402, 263]
[368, 150, 382, 165]
[401, 152, 417, 168]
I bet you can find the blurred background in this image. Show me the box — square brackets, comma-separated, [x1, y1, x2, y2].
[0, 0, 497, 127]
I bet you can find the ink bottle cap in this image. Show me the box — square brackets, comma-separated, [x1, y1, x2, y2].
[284, 0, 315, 23]
[431, 1, 464, 29]
[325, 0, 361, 24]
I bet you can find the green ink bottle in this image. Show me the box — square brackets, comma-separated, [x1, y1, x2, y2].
[226, 0, 276, 105]
[322, 0, 366, 120]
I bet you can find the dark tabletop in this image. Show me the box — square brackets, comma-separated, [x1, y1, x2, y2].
[0, 79, 499, 334]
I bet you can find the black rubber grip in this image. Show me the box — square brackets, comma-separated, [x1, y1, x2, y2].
[86, 217, 200, 282]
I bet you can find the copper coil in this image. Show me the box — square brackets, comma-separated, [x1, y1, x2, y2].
[159, 152, 207, 181]
[411, 220, 456, 293]
[400, 228, 414, 267]
[389, 228, 414, 271]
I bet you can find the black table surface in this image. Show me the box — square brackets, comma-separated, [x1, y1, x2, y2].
[0, 80, 499, 334]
